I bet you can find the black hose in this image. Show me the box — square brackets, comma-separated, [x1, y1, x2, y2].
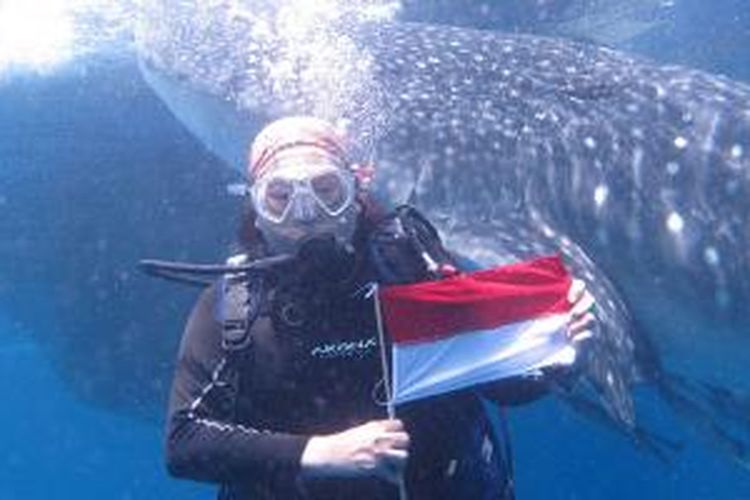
[138, 254, 294, 286]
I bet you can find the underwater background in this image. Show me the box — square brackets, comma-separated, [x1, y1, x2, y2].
[1, 1, 749, 499]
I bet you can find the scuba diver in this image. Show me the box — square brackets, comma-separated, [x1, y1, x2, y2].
[161, 116, 596, 500]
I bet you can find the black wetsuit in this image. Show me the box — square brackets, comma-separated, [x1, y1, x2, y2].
[164, 223, 549, 500]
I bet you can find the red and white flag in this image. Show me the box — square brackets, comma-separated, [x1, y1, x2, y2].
[377, 255, 577, 405]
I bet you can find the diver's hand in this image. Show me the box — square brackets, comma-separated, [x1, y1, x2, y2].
[567, 278, 597, 342]
[300, 419, 410, 485]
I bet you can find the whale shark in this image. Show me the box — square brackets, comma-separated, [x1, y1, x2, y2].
[397, 0, 671, 46]
[133, 0, 750, 466]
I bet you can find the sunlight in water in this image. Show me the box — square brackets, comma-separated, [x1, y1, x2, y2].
[0, 0, 396, 78]
[0, 0, 76, 73]
[0, 0, 134, 76]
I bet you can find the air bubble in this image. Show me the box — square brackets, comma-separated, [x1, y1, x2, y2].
[674, 136, 689, 149]
[703, 246, 720, 266]
[594, 185, 609, 207]
[666, 212, 684, 233]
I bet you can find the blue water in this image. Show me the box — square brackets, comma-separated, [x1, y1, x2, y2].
[1, 1, 750, 499]
[0, 316, 209, 500]
[511, 395, 750, 499]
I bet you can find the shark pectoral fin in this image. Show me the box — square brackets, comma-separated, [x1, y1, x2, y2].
[138, 57, 260, 172]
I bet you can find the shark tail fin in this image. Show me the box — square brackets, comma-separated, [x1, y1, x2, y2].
[656, 371, 750, 471]
[551, 381, 683, 464]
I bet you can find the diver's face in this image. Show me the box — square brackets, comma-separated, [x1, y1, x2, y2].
[252, 161, 360, 253]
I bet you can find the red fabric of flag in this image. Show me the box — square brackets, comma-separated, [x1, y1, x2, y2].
[379, 255, 572, 345]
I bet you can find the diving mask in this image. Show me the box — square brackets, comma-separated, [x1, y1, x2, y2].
[251, 163, 356, 224]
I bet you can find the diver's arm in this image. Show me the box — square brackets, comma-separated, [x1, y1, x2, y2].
[164, 286, 309, 486]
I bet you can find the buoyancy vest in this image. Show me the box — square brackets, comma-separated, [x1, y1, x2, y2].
[216, 205, 460, 355]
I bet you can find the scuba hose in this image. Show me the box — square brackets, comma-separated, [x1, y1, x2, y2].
[138, 254, 294, 287]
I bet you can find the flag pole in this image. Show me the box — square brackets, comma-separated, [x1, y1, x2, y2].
[373, 285, 394, 417]
[373, 285, 408, 500]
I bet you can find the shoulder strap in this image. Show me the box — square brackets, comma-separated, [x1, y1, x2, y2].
[216, 254, 268, 352]
[368, 205, 458, 284]
[396, 205, 458, 277]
